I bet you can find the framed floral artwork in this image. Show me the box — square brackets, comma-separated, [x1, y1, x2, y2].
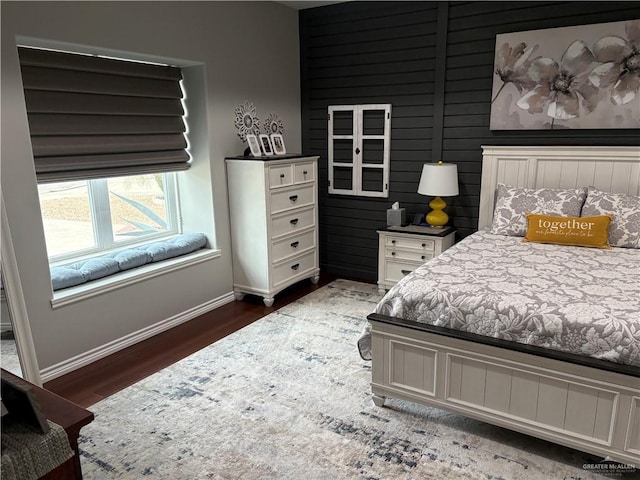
[490, 19, 640, 130]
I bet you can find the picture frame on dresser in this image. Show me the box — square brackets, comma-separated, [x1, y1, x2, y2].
[246, 134, 262, 157]
[271, 134, 286, 155]
[259, 134, 275, 156]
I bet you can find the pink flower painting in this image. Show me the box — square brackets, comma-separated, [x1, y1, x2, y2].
[490, 20, 640, 130]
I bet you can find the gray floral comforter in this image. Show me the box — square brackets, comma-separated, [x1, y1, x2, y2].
[369, 231, 640, 367]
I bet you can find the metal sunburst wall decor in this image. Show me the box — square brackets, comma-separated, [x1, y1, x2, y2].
[263, 113, 284, 135]
[234, 101, 261, 142]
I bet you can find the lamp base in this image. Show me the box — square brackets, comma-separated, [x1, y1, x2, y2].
[425, 196, 449, 228]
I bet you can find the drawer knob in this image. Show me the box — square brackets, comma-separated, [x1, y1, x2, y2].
[290, 218, 299, 226]
[401, 269, 411, 275]
[421, 255, 425, 260]
[303, 170, 308, 175]
[391, 240, 396, 244]
[289, 195, 298, 202]
[280, 173, 285, 178]
[391, 252, 396, 256]
[291, 263, 300, 271]
[422, 243, 426, 247]
[290, 241, 299, 248]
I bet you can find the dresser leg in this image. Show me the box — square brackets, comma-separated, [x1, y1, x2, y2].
[263, 297, 274, 307]
[234, 292, 245, 301]
[310, 275, 319, 284]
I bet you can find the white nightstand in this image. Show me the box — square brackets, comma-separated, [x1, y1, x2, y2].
[377, 226, 456, 293]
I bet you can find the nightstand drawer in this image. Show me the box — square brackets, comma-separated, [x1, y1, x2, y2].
[385, 261, 420, 284]
[270, 184, 315, 214]
[268, 164, 293, 188]
[272, 228, 316, 262]
[271, 207, 315, 238]
[386, 249, 433, 263]
[386, 236, 435, 252]
[294, 162, 315, 184]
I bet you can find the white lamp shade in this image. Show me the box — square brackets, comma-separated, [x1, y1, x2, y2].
[417, 162, 459, 197]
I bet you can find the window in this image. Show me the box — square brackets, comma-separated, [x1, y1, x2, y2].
[17, 46, 196, 279]
[38, 173, 179, 263]
[328, 104, 391, 197]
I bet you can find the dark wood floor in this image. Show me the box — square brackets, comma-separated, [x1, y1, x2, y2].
[44, 274, 338, 408]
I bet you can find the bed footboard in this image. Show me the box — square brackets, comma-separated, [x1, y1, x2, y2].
[369, 318, 640, 465]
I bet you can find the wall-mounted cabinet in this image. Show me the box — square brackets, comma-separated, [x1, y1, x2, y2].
[328, 104, 391, 198]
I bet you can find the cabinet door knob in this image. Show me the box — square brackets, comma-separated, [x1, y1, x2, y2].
[289, 195, 298, 202]
[291, 263, 300, 271]
[290, 218, 299, 226]
[290, 241, 299, 248]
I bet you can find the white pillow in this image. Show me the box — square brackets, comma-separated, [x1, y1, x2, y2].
[581, 187, 640, 248]
[490, 184, 587, 236]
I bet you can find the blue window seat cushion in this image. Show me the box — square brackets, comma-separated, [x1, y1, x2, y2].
[50, 233, 207, 291]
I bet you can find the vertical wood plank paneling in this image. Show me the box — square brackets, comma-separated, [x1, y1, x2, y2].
[593, 391, 615, 442]
[300, 2, 640, 281]
[536, 377, 569, 429]
[608, 162, 634, 193]
[484, 363, 512, 413]
[626, 397, 640, 453]
[593, 162, 616, 192]
[575, 161, 597, 188]
[422, 349, 436, 395]
[371, 332, 386, 385]
[509, 371, 539, 420]
[557, 161, 580, 189]
[460, 358, 486, 406]
[564, 383, 599, 437]
[447, 354, 463, 400]
[391, 341, 406, 385]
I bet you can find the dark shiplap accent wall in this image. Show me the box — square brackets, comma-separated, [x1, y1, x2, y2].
[300, 1, 640, 282]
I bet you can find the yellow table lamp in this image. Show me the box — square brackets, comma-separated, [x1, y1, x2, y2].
[417, 161, 459, 228]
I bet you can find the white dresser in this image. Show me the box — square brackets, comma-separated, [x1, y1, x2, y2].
[226, 155, 320, 306]
[377, 226, 455, 293]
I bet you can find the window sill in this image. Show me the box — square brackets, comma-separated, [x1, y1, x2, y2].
[50, 248, 220, 309]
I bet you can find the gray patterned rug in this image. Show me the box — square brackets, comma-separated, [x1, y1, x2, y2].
[79, 279, 610, 479]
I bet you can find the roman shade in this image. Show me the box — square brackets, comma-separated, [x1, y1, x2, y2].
[18, 47, 190, 182]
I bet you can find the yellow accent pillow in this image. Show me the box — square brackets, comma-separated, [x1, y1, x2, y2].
[523, 214, 612, 249]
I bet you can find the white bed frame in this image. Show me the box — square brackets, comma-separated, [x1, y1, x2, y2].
[369, 145, 640, 465]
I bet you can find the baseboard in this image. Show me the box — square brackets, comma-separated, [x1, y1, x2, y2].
[40, 291, 236, 382]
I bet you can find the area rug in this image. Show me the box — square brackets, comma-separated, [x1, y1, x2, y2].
[78, 279, 608, 479]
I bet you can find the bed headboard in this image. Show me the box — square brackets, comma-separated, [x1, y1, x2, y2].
[478, 145, 640, 231]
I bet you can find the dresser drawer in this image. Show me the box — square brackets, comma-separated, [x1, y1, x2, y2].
[294, 162, 315, 184]
[272, 250, 316, 287]
[386, 236, 435, 252]
[385, 261, 420, 284]
[268, 164, 293, 188]
[272, 228, 316, 263]
[271, 207, 316, 238]
[386, 249, 433, 263]
[270, 184, 315, 214]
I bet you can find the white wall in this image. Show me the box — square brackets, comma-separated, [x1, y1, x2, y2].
[0, 1, 302, 374]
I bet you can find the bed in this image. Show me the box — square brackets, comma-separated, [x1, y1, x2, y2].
[361, 146, 640, 465]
